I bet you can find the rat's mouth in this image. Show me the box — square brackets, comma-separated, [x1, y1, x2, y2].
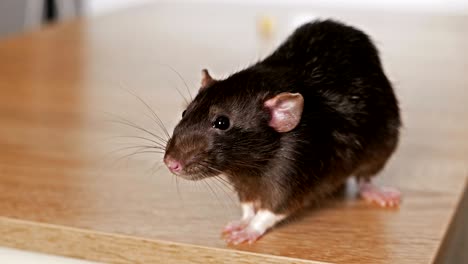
[174, 162, 221, 181]
[176, 173, 206, 181]
[164, 147, 221, 180]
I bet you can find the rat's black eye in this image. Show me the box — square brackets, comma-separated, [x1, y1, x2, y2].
[182, 110, 187, 117]
[213, 116, 230, 130]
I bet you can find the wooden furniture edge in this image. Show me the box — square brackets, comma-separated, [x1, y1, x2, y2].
[433, 179, 468, 264]
[0, 216, 326, 264]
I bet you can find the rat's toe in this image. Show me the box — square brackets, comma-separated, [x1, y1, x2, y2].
[222, 219, 249, 234]
[225, 228, 263, 245]
[359, 182, 401, 208]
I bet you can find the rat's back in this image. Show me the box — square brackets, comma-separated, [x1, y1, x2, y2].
[260, 19, 401, 183]
[263, 19, 382, 75]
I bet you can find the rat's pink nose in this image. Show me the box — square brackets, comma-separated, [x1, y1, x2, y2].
[164, 156, 183, 173]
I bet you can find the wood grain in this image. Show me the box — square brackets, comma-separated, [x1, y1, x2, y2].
[0, 2, 467, 263]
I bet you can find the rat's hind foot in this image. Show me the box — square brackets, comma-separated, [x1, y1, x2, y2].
[224, 227, 263, 245]
[359, 182, 401, 207]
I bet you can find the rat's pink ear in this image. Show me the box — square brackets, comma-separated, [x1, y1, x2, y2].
[200, 69, 216, 90]
[264, 92, 304, 133]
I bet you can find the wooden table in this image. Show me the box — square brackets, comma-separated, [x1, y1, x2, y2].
[0, 2, 467, 263]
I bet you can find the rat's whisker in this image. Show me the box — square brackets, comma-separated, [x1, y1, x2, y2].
[107, 135, 166, 148]
[169, 79, 189, 106]
[141, 112, 170, 140]
[150, 162, 166, 177]
[198, 161, 223, 174]
[174, 172, 182, 200]
[119, 87, 171, 140]
[112, 141, 165, 150]
[209, 177, 237, 205]
[207, 178, 235, 208]
[108, 119, 166, 144]
[196, 163, 235, 191]
[109, 145, 164, 155]
[144, 160, 163, 176]
[104, 113, 167, 144]
[200, 164, 233, 187]
[159, 63, 193, 101]
[113, 149, 164, 164]
[101, 145, 158, 165]
[213, 175, 234, 188]
[201, 176, 227, 209]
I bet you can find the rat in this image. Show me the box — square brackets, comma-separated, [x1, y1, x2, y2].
[163, 19, 401, 245]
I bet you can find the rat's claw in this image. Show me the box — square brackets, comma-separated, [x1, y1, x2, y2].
[225, 228, 263, 245]
[359, 182, 401, 207]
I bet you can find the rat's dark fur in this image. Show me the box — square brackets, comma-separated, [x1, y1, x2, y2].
[165, 20, 401, 215]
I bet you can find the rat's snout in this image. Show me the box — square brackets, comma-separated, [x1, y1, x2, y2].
[164, 155, 183, 174]
[163, 132, 209, 178]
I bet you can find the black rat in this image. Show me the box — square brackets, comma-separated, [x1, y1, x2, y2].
[163, 19, 401, 244]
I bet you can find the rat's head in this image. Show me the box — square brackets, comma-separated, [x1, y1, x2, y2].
[164, 69, 304, 180]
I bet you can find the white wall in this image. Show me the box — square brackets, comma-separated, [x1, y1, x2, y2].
[83, 0, 154, 15]
[84, 0, 468, 16]
[0, 0, 42, 37]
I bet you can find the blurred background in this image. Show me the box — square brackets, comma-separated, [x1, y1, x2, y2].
[0, 1, 466, 264]
[1, 0, 468, 38]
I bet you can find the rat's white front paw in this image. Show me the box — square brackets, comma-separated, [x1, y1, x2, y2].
[222, 219, 250, 234]
[224, 227, 263, 245]
[223, 209, 286, 245]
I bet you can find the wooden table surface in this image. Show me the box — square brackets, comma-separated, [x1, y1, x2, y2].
[0, 2, 467, 264]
